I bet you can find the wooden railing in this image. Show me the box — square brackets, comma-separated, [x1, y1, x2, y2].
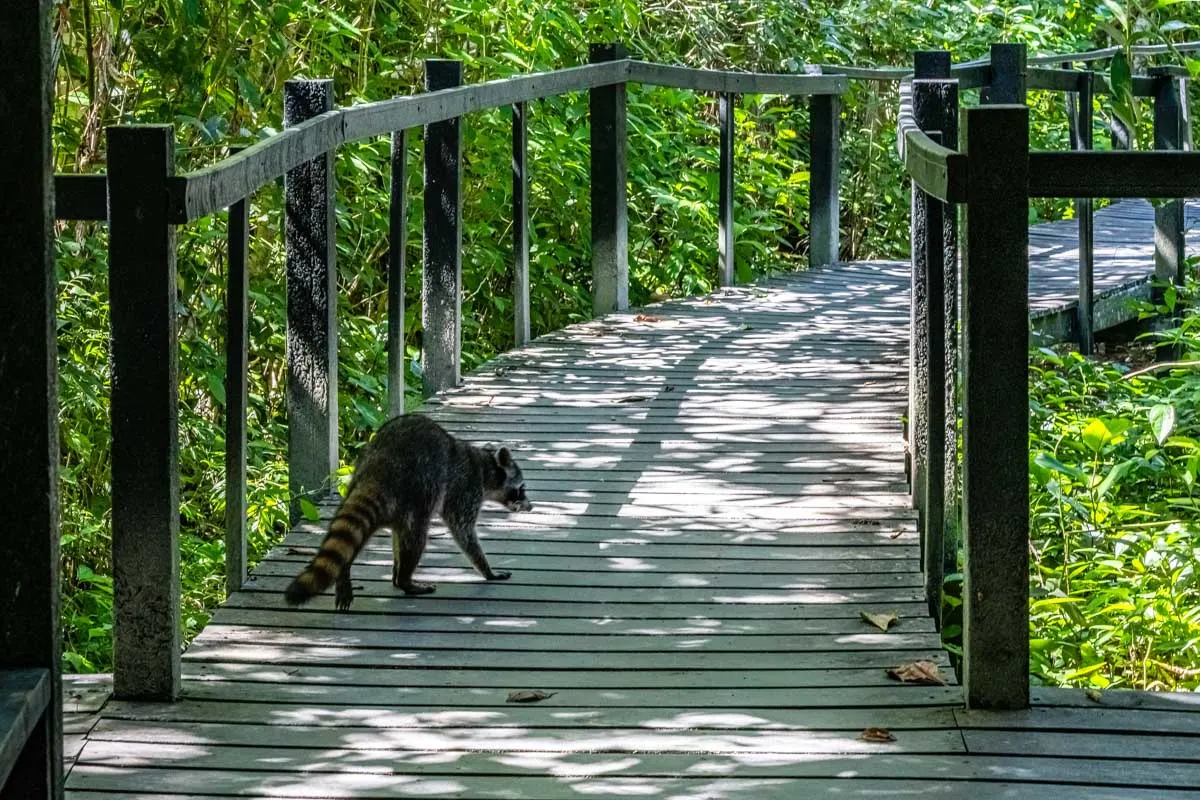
[52, 45, 846, 703]
[899, 43, 1200, 710]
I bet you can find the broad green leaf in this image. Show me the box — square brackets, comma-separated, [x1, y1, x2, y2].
[1149, 404, 1176, 445]
[298, 498, 320, 523]
[1035, 452, 1085, 479]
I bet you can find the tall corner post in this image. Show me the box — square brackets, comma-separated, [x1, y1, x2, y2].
[907, 51, 951, 520]
[284, 79, 338, 522]
[513, 101, 531, 345]
[1153, 70, 1186, 288]
[961, 104, 1031, 710]
[808, 91, 840, 269]
[1065, 67, 1095, 354]
[225, 175, 250, 595]
[718, 92, 736, 286]
[0, 0, 64, 791]
[589, 42, 629, 315]
[422, 60, 464, 396]
[107, 124, 182, 701]
[981, 42, 1027, 105]
[388, 126, 407, 417]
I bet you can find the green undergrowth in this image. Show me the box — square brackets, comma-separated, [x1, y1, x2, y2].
[1027, 285, 1200, 691]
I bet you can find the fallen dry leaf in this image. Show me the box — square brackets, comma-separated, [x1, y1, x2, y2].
[287, 547, 317, 556]
[633, 314, 665, 323]
[887, 660, 947, 686]
[615, 395, 653, 404]
[861, 611, 900, 632]
[1085, 688, 1103, 703]
[858, 727, 896, 743]
[507, 690, 557, 703]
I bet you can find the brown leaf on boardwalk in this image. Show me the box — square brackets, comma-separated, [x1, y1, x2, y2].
[860, 611, 899, 632]
[1085, 688, 1103, 703]
[633, 314, 665, 323]
[615, 394, 653, 404]
[287, 546, 317, 556]
[858, 727, 896, 743]
[887, 660, 947, 686]
[507, 690, 557, 703]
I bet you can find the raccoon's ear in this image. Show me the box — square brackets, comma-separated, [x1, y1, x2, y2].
[496, 447, 513, 468]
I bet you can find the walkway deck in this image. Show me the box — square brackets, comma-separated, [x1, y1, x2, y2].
[64, 245, 1200, 797]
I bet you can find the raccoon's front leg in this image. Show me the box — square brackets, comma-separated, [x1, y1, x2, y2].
[391, 516, 436, 595]
[445, 513, 510, 582]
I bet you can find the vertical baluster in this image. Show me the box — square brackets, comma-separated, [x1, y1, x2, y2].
[513, 101, 531, 345]
[388, 128, 407, 417]
[1066, 67, 1095, 354]
[1153, 69, 1186, 287]
[589, 43, 629, 315]
[284, 79, 338, 521]
[108, 124, 181, 701]
[961, 105, 1031, 711]
[718, 92, 736, 286]
[0, 0, 64, 787]
[224, 169, 249, 594]
[422, 60, 464, 396]
[808, 90, 840, 269]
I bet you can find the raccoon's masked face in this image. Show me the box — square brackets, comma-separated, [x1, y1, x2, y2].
[492, 446, 533, 512]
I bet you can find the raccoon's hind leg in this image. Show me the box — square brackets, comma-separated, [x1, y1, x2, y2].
[334, 564, 354, 612]
[444, 510, 511, 582]
[392, 513, 436, 595]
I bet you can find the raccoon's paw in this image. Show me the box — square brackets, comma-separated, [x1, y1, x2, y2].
[400, 581, 436, 596]
[334, 583, 355, 612]
[486, 570, 512, 581]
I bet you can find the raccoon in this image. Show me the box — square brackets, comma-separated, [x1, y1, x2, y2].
[284, 414, 532, 611]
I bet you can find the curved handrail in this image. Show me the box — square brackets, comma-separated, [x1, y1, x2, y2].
[897, 78, 966, 203]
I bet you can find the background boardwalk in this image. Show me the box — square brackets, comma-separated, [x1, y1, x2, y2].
[64, 258, 1200, 797]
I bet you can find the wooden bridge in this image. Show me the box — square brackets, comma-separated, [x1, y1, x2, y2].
[5, 10, 1200, 797]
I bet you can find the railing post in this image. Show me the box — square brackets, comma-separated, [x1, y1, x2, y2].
[961, 104, 1031, 710]
[1153, 70, 1186, 287]
[982, 42, 1027, 105]
[718, 92, 736, 286]
[913, 64, 958, 626]
[1065, 66, 1095, 354]
[0, 0, 64, 789]
[513, 101, 531, 345]
[809, 90, 840, 268]
[388, 127, 407, 417]
[224, 173, 249, 594]
[284, 79, 338, 521]
[107, 124, 181, 701]
[423, 59, 464, 395]
[590, 42, 629, 315]
[908, 51, 950, 523]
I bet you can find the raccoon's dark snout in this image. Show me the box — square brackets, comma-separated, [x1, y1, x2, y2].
[505, 485, 533, 512]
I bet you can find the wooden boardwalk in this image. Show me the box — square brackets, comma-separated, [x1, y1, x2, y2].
[63, 253, 1200, 797]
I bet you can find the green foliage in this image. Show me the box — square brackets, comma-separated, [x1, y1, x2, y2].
[49, 1, 1200, 673]
[1027, 284, 1200, 691]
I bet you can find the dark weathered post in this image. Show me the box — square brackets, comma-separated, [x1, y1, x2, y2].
[1065, 67, 1095, 354]
[718, 92, 736, 286]
[0, 0, 63, 790]
[907, 51, 950, 519]
[913, 67, 958, 624]
[809, 91, 840, 268]
[423, 60, 464, 395]
[590, 43, 629, 314]
[388, 127, 407, 417]
[513, 101, 531, 345]
[981, 43, 1027, 105]
[108, 124, 181, 701]
[224, 183, 249, 594]
[961, 104, 1031, 710]
[1153, 70, 1186, 287]
[284, 79, 338, 521]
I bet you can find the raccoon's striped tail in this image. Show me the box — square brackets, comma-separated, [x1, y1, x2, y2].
[284, 484, 385, 606]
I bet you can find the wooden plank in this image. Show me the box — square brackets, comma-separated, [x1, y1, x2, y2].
[1028, 151, 1200, 198]
[629, 61, 846, 95]
[956, 706, 1200, 736]
[963, 729, 1200, 760]
[53, 173, 107, 221]
[0, 670, 50, 788]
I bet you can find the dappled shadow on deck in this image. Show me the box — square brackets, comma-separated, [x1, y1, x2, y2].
[65, 262, 1200, 798]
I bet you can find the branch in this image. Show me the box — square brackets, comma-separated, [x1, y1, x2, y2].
[1119, 360, 1200, 381]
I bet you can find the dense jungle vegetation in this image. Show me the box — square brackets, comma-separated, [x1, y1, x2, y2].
[51, 0, 1200, 690]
